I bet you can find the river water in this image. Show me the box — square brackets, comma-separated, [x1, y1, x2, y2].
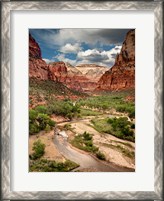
[54, 134, 134, 172]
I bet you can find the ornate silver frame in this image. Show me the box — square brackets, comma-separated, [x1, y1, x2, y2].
[1, 1, 163, 200]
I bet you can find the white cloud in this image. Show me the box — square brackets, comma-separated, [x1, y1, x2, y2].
[54, 54, 77, 66]
[77, 46, 122, 67]
[60, 43, 82, 53]
[44, 45, 122, 67]
[43, 58, 55, 64]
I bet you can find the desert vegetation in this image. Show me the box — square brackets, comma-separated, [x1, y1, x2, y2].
[71, 131, 106, 160]
[29, 139, 79, 172]
[91, 117, 135, 142]
[29, 29, 135, 172]
[30, 139, 45, 160]
[29, 109, 55, 134]
[78, 91, 135, 119]
[30, 159, 79, 172]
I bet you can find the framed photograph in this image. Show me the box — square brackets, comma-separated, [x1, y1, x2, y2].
[1, 0, 163, 200]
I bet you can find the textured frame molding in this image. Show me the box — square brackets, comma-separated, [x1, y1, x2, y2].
[1, 1, 163, 200]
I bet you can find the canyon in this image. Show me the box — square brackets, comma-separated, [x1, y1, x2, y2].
[29, 30, 135, 172]
[29, 29, 135, 92]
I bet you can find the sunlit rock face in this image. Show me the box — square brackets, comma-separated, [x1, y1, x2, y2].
[76, 64, 108, 82]
[96, 30, 135, 91]
[29, 34, 106, 92]
[48, 62, 93, 91]
[29, 30, 135, 92]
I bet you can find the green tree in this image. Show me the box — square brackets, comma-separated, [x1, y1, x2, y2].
[35, 105, 47, 114]
[32, 139, 45, 159]
[29, 109, 38, 122]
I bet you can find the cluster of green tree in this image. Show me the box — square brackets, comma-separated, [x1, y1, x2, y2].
[116, 105, 135, 119]
[30, 159, 79, 172]
[78, 94, 135, 118]
[30, 139, 45, 159]
[71, 131, 106, 160]
[92, 117, 135, 142]
[30, 99, 81, 134]
[107, 117, 135, 141]
[29, 140, 79, 172]
[29, 109, 55, 134]
[47, 100, 80, 120]
[35, 99, 81, 120]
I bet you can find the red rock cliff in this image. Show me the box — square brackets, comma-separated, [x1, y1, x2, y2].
[29, 34, 48, 79]
[29, 34, 99, 91]
[48, 62, 93, 91]
[96, 30, 135, 91]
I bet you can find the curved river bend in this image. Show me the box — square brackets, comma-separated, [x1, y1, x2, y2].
[54, 134, 134, 172]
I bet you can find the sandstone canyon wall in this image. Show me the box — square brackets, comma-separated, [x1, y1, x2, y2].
[96, 30, 135, 91]
[29, 34, 108, 92]
[48, 61, 91, 91]
[29, 34, 48, 80]
[29, 30, 134, 93]
[76, 64, 108, 82]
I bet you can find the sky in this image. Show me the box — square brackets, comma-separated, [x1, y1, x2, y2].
[29, 29, 130, 67]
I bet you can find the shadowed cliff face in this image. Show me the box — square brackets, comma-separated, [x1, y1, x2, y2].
[96, 30, 135, 91]
[29, 34, 108, 92]
[48, 62, 108, 91]
[29, 34, 48, 80]
[47, 61, 88, 91]
[29, 30, 135, 92]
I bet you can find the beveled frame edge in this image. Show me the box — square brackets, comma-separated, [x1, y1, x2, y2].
[1, 1, 163, 200]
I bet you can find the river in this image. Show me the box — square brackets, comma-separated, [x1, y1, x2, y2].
[54, 134, 134, 172]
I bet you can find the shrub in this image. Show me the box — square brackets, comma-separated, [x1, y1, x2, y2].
[92, 117, 135, 142]
[77, 93, 135, 118]
[108, 117, 129, 130]
[63, 124, 72, 131]
[35, 105, 47, 114]
[83, 131, 92, 140]
[48, 119, 55, 127]
[84, 140, 93, 147]
[37, 113, 49, 130]
[107, 117, 135, 142]
[29, 109, 38, 121]
[71, 132, 99, 154]
[29, 122, 40, 134]
[45, 124, 51, 132]
[29, 159, 79, 172]
[46, 100, 80, 120]
[129, 109, 135, 118]
[91, 118, 113, 134]
[32, 140, 45, 159]
[29, 109, 56, 134]
[96, 151, 106, 160]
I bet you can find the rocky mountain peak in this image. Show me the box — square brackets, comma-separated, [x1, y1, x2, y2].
[29, 29, 135, 92]
[29, 34, 48, 80]
[96, 29, 135, 91]
[115, 30, 135, 67]
[29, 33, 42, 59]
